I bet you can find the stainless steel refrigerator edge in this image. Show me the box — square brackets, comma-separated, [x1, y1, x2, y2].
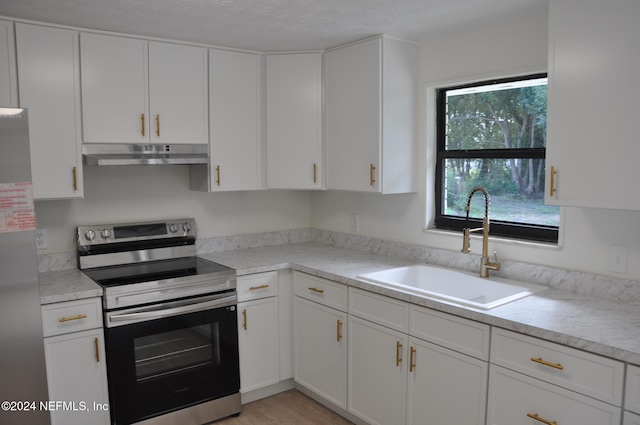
[0, 108, 50, 424]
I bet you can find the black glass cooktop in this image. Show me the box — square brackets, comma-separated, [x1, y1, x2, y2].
[82, 257, 234, 287]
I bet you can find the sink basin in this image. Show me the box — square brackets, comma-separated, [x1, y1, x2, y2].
[357, 265, 546, 310]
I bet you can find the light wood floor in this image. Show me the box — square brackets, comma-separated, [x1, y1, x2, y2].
[215, 389, 354, 425]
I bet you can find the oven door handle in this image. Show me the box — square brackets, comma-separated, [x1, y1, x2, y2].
[109, 294, 236, 324]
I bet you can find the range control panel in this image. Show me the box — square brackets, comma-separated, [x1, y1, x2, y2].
[77, 219, 196, 246]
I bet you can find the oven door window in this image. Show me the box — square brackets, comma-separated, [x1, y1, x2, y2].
[135, 323, 220, 382]
[105, 306, 239, 425]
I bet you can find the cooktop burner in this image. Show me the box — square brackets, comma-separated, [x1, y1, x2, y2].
[82, 256, 233, 288]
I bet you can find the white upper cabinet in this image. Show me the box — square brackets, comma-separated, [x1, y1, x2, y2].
[148, 42, 208, 144]
[266, 53, 323, 189]
[206, 49, 263, 191]
[325, 37, 418, 193]
[545, 0, 640, 210]
[16, 23, 84, 199]
[0, 20, 17, 107]
[80, 33, 207, 144]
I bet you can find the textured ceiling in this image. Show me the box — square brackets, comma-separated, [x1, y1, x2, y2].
[0, 0, 547, 52]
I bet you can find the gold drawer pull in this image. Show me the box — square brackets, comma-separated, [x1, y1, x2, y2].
[72, 166, 78, 191]
[337, 320, 343, 342]
[549, 166, 557, 197]
[370, 163, 376, 186]
[396, 341, 403, 366]
[313, 163, 317, 183]
[155, 114, 160, 137]
[530, 357, 564, 370]
[308, 287, 324, 294]
[215, 165, 221, 186]
[249, 284, 270, 291]
[527, 413, 557, 425]
[59, 314, 87, 323]
[141, 113, 145, 136]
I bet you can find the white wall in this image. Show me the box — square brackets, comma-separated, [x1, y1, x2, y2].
[36, 165, 311, 253]
[311, 7, 640, 282]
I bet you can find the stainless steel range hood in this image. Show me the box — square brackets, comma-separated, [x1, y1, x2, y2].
[83, 144, 209, 166]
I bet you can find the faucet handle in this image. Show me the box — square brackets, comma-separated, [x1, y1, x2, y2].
[461, 228, 471, 253]
[493, 251, 499, 263]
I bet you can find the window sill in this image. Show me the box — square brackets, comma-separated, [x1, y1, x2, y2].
[423, 227, 562, 251]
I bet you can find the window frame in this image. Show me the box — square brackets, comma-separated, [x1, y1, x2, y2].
[434, 73, 559, 243]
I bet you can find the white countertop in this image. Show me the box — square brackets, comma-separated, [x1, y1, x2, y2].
[39, 242, 640, 366]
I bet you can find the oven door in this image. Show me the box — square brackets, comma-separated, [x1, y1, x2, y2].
[104, 292, 240, 425]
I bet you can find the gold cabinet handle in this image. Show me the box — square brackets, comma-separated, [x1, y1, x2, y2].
[94, 337, 100, 363]
[59, 314, 87, 323]
[396, 341, 403, 366]
[409, 346, 416, 372]
[337, 320, 343, 342]
[313, 163, 317, 184]
[530, 357, 564, 370]
[141, 113, 145, 136]
[155, 114, 160, 137]
[215, 165, 221, 186]
[370, 163, 376, 186]
[249, 284, 270, 291]
[308, 287, 324, 294]
[526, 413, 557, 425]
[242, 309, 247, 330]
[549, 166, 557, 197]
[72, 166, 78, 191]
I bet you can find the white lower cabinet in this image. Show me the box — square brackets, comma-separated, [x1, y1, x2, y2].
[237, 272, 279, 394]
[41, 298, 109, 425]
[294, 297, 347, 409]
[488, 365, 620, 425]
[348, 315, 408, 425]
[407, 337, 487, 425]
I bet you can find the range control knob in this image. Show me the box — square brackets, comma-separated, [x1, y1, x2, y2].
[101, 229, 112, 239]
[182, 222, 192, 232]
[85, 230, 96, 241]
[168, 223, 179, 233]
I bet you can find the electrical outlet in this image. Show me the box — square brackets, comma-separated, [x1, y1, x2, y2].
[35, 228, 48, 250]
[349, 213, 359, 233]
[608, 244, 628, 274]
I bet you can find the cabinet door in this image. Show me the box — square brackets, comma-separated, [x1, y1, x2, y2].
[148, 42, 208, 144]
[80, 33, 149, 143]
[294, 297, 347, 409]
[0, 20, 17, 107]
[546, 0, 640, 209]
[487, 365, 621, 425]
[348, 315, 407, 425]
[209, 49, 263, 191]
[407, 337, 487, 425]
[266, 53, 322, 189]
[237, 297, 279, 393]
[325, 38, 381, 192]
[16, 23, 83, 199]
[44, 329, 109, 425]
[625, 411, 640, 425]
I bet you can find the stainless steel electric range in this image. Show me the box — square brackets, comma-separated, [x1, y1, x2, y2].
[77, 219, 241, 425]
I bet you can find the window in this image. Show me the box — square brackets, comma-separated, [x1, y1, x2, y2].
[435, 74, 560, 243]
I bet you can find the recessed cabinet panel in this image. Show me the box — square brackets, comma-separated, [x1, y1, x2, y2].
[16, 23, 84, 199]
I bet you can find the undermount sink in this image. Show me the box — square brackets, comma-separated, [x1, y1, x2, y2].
[357, 264, 546, 310]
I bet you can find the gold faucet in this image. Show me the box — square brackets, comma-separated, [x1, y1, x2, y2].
[461, 186, 501, 278]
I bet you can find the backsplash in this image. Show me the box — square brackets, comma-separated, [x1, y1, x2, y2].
[38, 228, 640, 305]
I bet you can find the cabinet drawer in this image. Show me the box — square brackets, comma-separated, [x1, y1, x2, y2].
[42, 297, 103, 337]
[491, 328, 624, 405]
[349, 287, 409, 333]
[410, 305, 490, 361]
[294, 272, 348, 312]
[626, 364, 640, 414]
[488, 365, 621, 425]
[237, 271, 278, 302]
